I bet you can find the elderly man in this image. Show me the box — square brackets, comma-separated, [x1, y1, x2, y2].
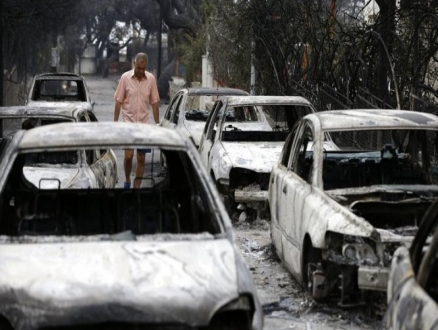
[114, 52, 160, 189]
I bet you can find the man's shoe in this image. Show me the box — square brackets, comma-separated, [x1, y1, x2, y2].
[123, 182, 131, 189]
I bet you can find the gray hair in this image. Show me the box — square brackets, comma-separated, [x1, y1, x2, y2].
[135, 53, 148, 63]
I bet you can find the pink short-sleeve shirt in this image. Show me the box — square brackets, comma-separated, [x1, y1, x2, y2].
[114, 69, 160, 124]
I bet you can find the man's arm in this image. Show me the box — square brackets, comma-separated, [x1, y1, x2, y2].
[152, 101, 159, 125]
[114, 100, 122, 122]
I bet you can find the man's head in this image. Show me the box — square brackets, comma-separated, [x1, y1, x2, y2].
[134, 53, 148, 79]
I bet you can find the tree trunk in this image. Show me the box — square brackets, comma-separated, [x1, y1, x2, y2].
[375, 0, 397, 107]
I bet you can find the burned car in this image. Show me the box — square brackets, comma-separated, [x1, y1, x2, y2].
[26, 72, 94, 112]
[160, 87, 248, 148]
[385, 197, 438, 329]
[269, 109, 438, 306]
[0, 122, 263, 329]
[0, 106, 116, 189]
[198, 95, 315, 220]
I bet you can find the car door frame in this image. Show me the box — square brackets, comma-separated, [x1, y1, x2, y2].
[275, 119, 319, 280]
[270, 123, 300, 259]
[79, 110, 117, 188]
[89, 148, 118, 188]
[199, 100, 224, 171]
[0, 131, 24, 195]
[161, 92, 184, 129]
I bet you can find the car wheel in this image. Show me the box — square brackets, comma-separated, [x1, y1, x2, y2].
[214, 180, 237, 219]
[0, 316, 13, 330]
[302, 237, 324, 300]
[261, 201, 271, 221]
[222, 193, 238, 220]
[208, 311, 252, 330]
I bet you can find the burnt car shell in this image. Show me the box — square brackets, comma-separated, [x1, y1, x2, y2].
[198, 95, 316, 220]
[161, 87, 249, 148]
[26, 72, 94, 112]
[269, 109, 438, 306]
[385, 197, 438, 329]
[0, 122, 263, 329]
[0, 106, 116, 189]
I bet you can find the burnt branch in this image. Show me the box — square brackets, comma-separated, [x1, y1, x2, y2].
[155, 0, 196, 35]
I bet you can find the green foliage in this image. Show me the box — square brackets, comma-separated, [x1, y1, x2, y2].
[7, 0, 438, 112]
[3, 0, 85, 82]
[207, 0, 253, 90]
[175, 0, 214, 86]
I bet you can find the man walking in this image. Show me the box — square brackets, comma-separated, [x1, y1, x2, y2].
[114, 52, 160, 188]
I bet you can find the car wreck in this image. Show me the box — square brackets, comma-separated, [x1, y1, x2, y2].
[269, 109, 438, 306]
[161, 87, 248, 148]
[385, 197, 438, 330]
[198, 95, 315, 220]
[26, 72, 94, 112]
[0, 122, 263, 329]
[0, 106, 116, 189]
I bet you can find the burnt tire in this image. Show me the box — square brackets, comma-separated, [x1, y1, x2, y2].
[214, 181, 237, 220]
[302, 237, 323, 297]
[221, 193, 237, 220]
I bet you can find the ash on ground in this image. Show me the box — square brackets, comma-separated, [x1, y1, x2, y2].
[235, 223, 386, 330]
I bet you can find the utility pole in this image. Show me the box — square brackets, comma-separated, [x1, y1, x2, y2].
[0, 0, 4, 106]
[250, 40, 256, 95]
[51, 32, 58, 73]
[157, 10, 162, 79]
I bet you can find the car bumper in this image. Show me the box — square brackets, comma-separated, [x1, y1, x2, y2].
[234, 190, 268, 203]
[358, 265, 389, 291]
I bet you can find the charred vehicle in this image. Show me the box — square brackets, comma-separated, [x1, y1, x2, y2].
[198, 95, 315, 220]
[269, 109, 438, 306]
[0, 106, 116, 189]
[0, 122, 263, 330]
[160, 87, 248, 148]
[26, 72, 94, 112]
[385, 197, 438, 329]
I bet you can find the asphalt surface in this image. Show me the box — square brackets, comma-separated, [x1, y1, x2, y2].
[85, 74, 168, 188]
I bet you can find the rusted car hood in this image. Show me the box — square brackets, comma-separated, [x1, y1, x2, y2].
[326, 185, 438, 241]
[0, 239, 239, 329]
[222, 142, 283, 172]
[23, 166, 80, 189]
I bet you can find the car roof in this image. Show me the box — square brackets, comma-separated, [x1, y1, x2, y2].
[307, 109, 438, 130]
[18, 122, 188, 150]
[0, 106, 83, 118]
[184, 87, 249, 95]
[34, 72, 83, 80]
[223, 95, 315, 107]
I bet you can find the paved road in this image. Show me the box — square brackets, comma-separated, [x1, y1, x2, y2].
[86, 74, 168, 123]
[86, 74, 168, 188]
